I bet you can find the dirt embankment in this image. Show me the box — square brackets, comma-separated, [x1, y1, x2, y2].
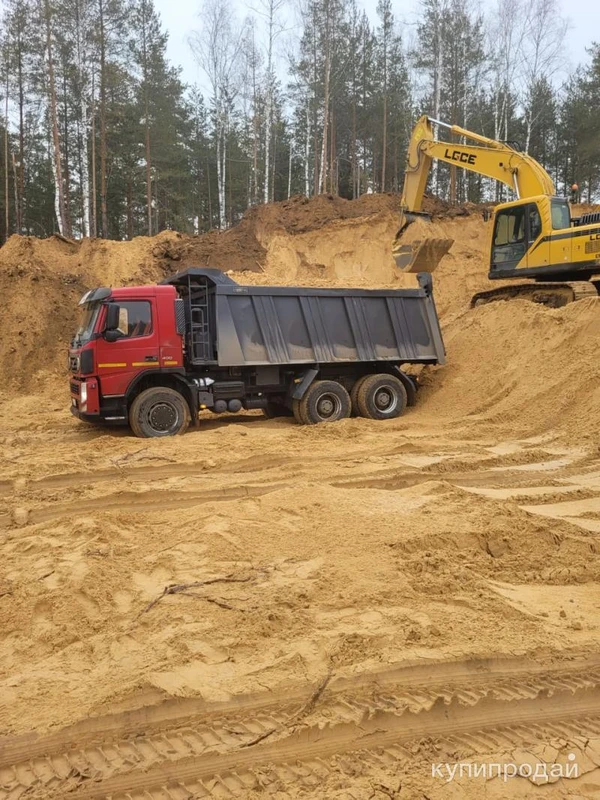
[0, 193, 479, 393]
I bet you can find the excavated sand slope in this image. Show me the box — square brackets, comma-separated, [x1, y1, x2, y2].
[2, 197, 600, 799]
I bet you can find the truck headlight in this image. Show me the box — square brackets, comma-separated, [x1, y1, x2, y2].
[80, 383, 88, 411]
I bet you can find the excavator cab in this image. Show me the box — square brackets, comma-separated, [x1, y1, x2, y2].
[489, 196, 555, 278]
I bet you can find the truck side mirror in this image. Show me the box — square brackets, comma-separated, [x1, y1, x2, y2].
[105, 303, 120, 331]
[104, 329, 122, 342]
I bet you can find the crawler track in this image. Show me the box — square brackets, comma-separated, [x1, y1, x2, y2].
[471, 280, 599, 307]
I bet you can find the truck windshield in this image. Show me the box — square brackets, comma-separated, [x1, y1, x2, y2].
[75, 303, 101, 345]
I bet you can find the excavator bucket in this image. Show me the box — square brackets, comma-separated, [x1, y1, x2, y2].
[392, 212, 454, 274]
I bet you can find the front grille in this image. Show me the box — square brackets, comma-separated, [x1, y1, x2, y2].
[70, 381, 80, 396]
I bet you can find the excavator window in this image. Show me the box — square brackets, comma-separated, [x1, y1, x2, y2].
[492, 206, 527, 267]
[494, 206, 525, 247]
[528, 205, 542, 241]
[551, 200, 571, 230]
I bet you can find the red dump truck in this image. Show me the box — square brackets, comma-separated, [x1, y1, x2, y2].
[69, 268, 445, 437]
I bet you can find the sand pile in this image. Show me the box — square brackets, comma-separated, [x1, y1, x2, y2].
[0, 234, 169, 393]
[421, 296, 600, 440]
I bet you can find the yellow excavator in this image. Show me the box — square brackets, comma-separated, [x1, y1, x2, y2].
[394, 115, 600, 306]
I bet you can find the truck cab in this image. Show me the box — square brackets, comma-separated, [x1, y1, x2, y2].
[69, 284, 186, 428]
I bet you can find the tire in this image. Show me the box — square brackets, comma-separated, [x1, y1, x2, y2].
[292, 398, 309, 425]
[356, 373, 407, 420]
[262, 401, 293, 419]
[129, 386, 191, 438]
[297, 380, 351, 425]
[350, 376, 368, 416]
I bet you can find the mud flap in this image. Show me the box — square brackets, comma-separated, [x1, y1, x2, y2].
[290, 367, 319, 401]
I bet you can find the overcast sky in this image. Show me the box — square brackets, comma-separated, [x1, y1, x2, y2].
[154, 0, 599, 93]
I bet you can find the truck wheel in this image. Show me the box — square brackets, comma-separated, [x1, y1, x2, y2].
[350, 376, 367, 416]
[129, 387, 190, 438]
[298, 380, 351, 425]
[263, 401, 292, 418]
[292, 398, 308, 424]
[356, 374, 407, 420]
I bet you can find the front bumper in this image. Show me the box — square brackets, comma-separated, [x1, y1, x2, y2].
[69, 405, 127, 425]
[70, 377, 127, 425]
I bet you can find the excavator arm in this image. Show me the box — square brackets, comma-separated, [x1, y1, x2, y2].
[394, 116, 556, 272]
[402, 116, 555, 209]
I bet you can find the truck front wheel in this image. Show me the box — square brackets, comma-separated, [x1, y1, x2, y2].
[297, 380, 351, 425]
[129, 387, 191, 438]
[356, 374, 407, 420]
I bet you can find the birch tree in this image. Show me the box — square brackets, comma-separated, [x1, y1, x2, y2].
[520, 0, 568, 153]
[73, 0, 93, 236]
[42, 0, 70, 235]
[252, 0, 286, 203]
[190, 0, 245, 228]
[414, 0, 450, 193]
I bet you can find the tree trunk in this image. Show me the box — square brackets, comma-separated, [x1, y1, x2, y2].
[62, 69, 73, 236]
[99, 0, 108, 237]
[126, 179, 133, 239]
[74, 0, 91, 237]
[432, 4, 443, 195]
[319, 15, 331, 195]
[215, 103, 227, 229]
[304, 99, 310, 196]
[329, 110, 335, 194]
[352, 90, 357, 198]
[43, 0, 68, 236]
[16, 32, 24, 233]
[91, 88, 97, 238]
[251, 35, 258, 204]
[80, 92, 90, 237]
[381, 94, 387, 192]
[4, 58, 9, 240]
[141, 0, 152, 236]
[11, 152, 19, 224]
[207, 157, 212, 229]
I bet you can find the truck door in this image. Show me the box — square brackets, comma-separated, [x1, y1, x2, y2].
[525, 202, 550, 270]
[95, 299, 160, 397]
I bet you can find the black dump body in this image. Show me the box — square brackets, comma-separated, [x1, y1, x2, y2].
[161, 268, 445, 368]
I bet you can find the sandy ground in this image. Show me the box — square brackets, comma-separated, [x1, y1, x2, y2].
[2, 198, 600, 798]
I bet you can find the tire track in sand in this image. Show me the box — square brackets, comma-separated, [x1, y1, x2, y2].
[1, 655, 600, 799]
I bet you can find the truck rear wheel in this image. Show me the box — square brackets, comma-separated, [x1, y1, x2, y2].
[350, 376, 367, 415]
[292, 398, 308, 425]
[263, 401, 293, 419]
[297, 380, 351, 425]
[356, 374, 407, 420]
[129, 387, 190, 438]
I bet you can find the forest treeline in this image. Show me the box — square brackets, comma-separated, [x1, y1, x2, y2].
[0, 0, 598, 241]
